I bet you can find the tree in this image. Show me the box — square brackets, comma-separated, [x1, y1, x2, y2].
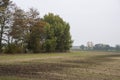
[10, 8, 45, 53]
[62, 23, 72, 51]
[8, 7, 28, 53]
[0, 0, 9, 11]
[43, 13, 72, 52]
[11, 7, 26, 42]
[93, 44, 110, 51]
[26, 8, 42, 53]
[115, 45, 120, 51]
[104, 45, 110, 51]
[27, 21, 45, 53]
[1, 2, 72, 53]
[43, 23, 57, 52]
[0, 0, 14, 52]
[80, 45, 85, 50]
[0, 0, 9, 52]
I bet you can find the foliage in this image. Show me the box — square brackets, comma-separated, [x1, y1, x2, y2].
[0, 2, 72, 53]
[93, 44, 110, 51]
[4, 43, 23, 53]
[0, 0, 10, 52]
[115, 45, 120, 51]
[79, 44, 120, 52]
[42, 24, 57, 52]
[43, 13, 73, 52]
[80, 45, 85, 50]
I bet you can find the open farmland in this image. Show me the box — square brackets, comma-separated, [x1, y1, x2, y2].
[0, 51, 120, 80]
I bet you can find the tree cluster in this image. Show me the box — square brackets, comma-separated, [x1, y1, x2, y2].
[80, 44, 120, 52]
[0, 0, 72, 53]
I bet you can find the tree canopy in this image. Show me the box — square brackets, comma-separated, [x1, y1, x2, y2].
[0, 1, 73, 53]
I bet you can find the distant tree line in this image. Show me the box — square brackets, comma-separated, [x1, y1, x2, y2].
[80, 44, 120, 52]
[0, 0, 73, 53]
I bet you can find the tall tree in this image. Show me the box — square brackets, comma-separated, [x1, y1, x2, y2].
[11, 7, 26, 42]
[43, 13, 72, 52]
[26, 8, 42, 53]
[10, 8, 47, 53]
[43, 23, 57, 52]
[0, 0, 14, 52]
[0, 0, 9, 11]
[27, 21, 45, 53]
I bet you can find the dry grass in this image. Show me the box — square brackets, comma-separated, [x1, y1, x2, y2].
[0, 51, 120, 80]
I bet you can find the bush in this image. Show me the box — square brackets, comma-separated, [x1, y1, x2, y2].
[4, 43, 24, 54]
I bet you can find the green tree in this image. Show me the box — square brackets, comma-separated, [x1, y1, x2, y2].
[43, 23, 57, 52]
[43, 13, 72, 52]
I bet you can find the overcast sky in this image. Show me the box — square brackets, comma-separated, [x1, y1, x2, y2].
[11, 0, 120, 46]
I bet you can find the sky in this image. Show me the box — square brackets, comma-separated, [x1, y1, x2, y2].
[11, 0, 120, 46]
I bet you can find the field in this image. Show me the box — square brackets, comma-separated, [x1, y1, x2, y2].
[0, 51, 120, 80]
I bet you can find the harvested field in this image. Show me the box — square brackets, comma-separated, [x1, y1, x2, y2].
[0, 51, 120, 80]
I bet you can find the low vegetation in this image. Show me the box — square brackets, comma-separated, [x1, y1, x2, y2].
[0, 51, 120, 80]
